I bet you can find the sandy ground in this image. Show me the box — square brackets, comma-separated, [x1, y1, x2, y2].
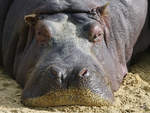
[0, 52, 150, 113]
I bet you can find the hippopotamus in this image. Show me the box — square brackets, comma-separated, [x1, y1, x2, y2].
[0, 0, 148, 107]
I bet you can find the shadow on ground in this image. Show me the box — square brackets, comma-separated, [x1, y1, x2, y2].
[130, 51, 150, 84]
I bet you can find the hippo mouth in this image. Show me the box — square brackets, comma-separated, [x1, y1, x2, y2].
[22, 88, 111, 107]
[21, 65, 114, 107]
[21, 57, 114, 107]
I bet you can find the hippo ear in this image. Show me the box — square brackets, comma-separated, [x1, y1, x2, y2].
[24, 14, 38, 26]
[97, 3, 109, 17]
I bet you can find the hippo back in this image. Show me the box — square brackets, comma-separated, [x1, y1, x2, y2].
[0, 0, 14, 65]
[132, 0, 150, 57]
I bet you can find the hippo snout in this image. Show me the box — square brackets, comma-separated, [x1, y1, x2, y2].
[21, 60, 114, 107]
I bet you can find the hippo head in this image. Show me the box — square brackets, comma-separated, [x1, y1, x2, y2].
[14, 2, 127, 107]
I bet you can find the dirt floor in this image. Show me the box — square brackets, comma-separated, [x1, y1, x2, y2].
[0, 52, 150, 113]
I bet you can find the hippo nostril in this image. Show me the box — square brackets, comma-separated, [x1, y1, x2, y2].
[49, 66, 66, 83]
[50, 66, 61, 77]
[79, 68, 89, 77]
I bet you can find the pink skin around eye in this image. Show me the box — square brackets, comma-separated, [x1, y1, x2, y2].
[89, 24, 103, 43]
[35, 22, 51, 46]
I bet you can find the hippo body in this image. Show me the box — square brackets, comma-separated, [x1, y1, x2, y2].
[132, 0, 150, 56]
[0, 0, 14, 65]
[0, 0, 148, 107]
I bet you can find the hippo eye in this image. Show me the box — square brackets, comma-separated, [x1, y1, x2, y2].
[36, 32, 51, 47]
[39, 42, 49, 48]
[35, 23, 51, 47]
[94, 32, 104, 42]
[89, 30, 104, 43]
[86, 22, 104, 43]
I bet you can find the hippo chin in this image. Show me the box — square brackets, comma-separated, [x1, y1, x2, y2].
[0, 0, 148, 107]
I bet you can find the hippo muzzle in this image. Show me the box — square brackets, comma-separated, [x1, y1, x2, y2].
[21, 45, 114, 107]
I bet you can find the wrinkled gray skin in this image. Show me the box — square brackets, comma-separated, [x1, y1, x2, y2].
[0, 0, 148, 106]
[132, 0, 150, 57]
[0, 0, 14, 65]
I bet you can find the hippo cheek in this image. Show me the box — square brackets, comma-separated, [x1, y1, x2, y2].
[21, 67, 114, 107]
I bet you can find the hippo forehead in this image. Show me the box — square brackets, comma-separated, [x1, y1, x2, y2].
[33, 0, 103, 14]
[42, 13, 95, 56]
